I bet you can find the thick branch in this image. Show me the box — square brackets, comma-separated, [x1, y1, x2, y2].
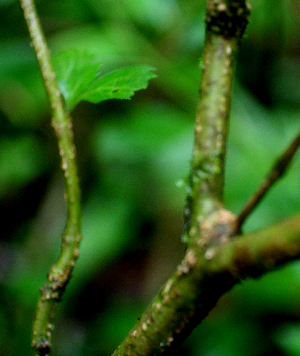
[19, 1, 82, 355]
[113, 213, 300, 356]
[112, 1, 252, 355]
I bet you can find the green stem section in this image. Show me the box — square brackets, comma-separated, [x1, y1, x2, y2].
[19, 1, 82, 355]
[185, 33, 239, 244]
[185, 0, 251, 247]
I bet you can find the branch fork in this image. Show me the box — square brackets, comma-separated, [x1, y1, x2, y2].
[19, 0, 300, 355]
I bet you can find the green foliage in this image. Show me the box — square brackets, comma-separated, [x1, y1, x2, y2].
[276, 323, 300, 356]
[53, 50, 156, 111]
[0, 135, 47, 199]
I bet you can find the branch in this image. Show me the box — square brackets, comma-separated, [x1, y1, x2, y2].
[184, 0, 251, 248]
[113, 212, 300, 356]
[112, 1, 251, 355]
[236, 131, 300, 231]
[19, 1, 82, 355]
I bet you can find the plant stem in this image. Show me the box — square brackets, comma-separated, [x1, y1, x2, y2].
[184, 32, 240, 246]
[112, 1, 251, 355]
[19, 1, 82, 355]
[236, 131, 300, 231]
[113, 211, 300, 356]
[184, 0, 251, 249]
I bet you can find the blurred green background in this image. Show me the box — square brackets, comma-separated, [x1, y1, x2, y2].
[1, 0, 300, 355]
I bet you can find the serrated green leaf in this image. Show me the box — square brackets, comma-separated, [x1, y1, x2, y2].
[78, 65, 157, 104]
[53, 50, 100, 111]
[53, 50, 156, 111]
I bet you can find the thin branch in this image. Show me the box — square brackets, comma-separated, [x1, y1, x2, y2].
[19, 1, 82, 355]
[236, 131, 300, 232]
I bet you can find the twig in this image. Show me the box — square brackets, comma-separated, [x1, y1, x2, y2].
[236, 131, 300, 232]
[19, 1, 82, 355]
